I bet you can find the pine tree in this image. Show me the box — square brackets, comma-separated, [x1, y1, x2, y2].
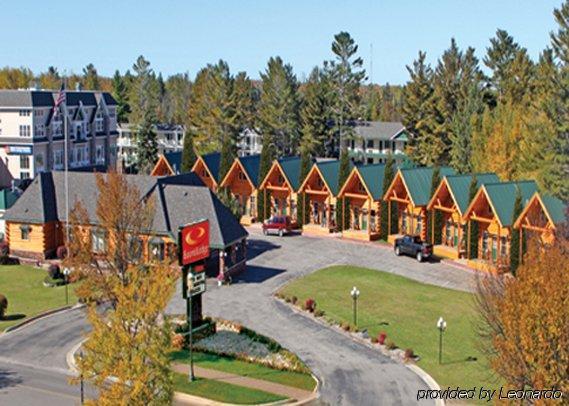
[257, 133, 275, 221]
[509, 187, 523, 275]
[180, 132, 197, 173]
[484, 29, 522, 101]
[335, 150, 351, 232]
[468, 174, 479, 259]
[163, 73, 191, 125]
[402, 51, 439, 165]
[450, 83, 483, 173]
[218, 137, 234, 183]
[232, 72, 256, 132]
[258, 57, 300, 156]
[380, 154, 396, 240]
[327, 32, 366, 155]
[82, 63, 100, 90]
[112, 70, 130, 123]
[297, 147, 312, 227]
[471, 106, 494, 172]
[300, 67, 330, 157]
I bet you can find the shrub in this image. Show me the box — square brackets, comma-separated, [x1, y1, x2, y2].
[290, 296, 298, 305]
[0, 294, 7, 319]
[340, 321, 350, 331]
[47, 264, 62, 279]
[304, 298, 316, 313]
[385, 339, 397, 350]
[371, 336, 379, 344]
[44, 275, 66, 287]
[284, 296, 291, 303]
[378, 332, 387, 345]
[171, 333, 184, 350]
[404, 348, 415, 361]
[0, 242, 9, 264]
[56, 246, 67, 259]
[314, 309, 325, 317]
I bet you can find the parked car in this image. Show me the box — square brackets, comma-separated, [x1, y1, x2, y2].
[262, 216, 292, 237]
[394, 235, 433, 262]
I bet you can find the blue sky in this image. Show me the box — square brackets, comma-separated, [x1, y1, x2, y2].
[0, 0, 562, 84]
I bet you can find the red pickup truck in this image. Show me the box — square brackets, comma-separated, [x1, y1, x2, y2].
[262, 216, 292, 237]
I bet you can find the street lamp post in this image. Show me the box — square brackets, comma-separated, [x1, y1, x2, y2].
[63, 268, 71, 305]
[350, 286, 360, 328]
[437, 316, 447, 365]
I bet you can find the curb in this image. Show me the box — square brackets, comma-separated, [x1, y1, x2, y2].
[274, 297, 444, 405]
[68, 339, 319, 406]
[2, 303, 84, 334]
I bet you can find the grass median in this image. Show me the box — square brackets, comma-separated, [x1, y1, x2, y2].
[279, 265, 498, 391]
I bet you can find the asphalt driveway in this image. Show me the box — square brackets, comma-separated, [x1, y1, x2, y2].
[168, 229, 476, 405]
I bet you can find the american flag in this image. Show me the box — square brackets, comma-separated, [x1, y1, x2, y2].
[53, 83, 66, 116]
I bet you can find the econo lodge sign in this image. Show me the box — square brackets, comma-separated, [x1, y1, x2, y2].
[179, 220, 210, 266]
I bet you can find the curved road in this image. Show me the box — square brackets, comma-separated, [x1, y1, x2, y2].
[0, 229, 474, 405]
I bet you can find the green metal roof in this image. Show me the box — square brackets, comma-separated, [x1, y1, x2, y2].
[444, 173, 499, 214]
[400, 166, 455, 206]
[0, 189, 19, 211]
[278, 156, 303, 191]
[356, 164, 386, 200]
[484, 181, 538, 227]
[316, 160, 353, 196]
[202, 152, 221, 182]
[239, 154, 261, 187]
[541, 194, 566, 225]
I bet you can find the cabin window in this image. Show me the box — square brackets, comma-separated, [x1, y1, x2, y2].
[201, 169, 209, 178]
[128, 235, 143, 261]
[370, 210, 376, 232]
[238, 172, 247, 181]
[445, 220, 452, 245]
[357, 182, 366, 194]
[500, 237, 508, 258]
[278, 174, 284, 184]
[91, 229, 107, 253]
[20, 225, 31, 240]
[401, 211, 408, 233]
[415, 215, 422, 235]
[482, 231, 489, 257]
[148, 237, 165, 261]
[316, 177, 324, 188]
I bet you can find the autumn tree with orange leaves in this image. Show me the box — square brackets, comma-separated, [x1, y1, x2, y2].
[475, 227, 569, 395]
[66, 171, 177, 404]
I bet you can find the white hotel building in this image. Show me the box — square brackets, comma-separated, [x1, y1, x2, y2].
[0, 89, 118, 180]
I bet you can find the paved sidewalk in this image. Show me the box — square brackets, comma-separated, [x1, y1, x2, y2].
[172, 363, 314, 402]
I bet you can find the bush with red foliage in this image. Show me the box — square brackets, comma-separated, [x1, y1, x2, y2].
[56, 246, 67, 260]
[304, 298, 316, 312]
[378, 332, 387, 345]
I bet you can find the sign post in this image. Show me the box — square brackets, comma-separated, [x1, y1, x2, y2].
[179, 220, 210, 382]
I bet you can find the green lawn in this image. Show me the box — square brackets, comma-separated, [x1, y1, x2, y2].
[0, 264, 77, 331]
[171, 350, 316, 391]
[173, 373, 287, 404]
[279, 265, 499, 391]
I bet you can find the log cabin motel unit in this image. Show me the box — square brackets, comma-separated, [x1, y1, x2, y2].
[3, 171, 248, 279]
[219, 154, 261, 225]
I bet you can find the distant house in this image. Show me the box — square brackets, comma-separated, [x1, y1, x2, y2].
[426, 173, 499, 259]
[0, 89, 119, 180]
[337, 164, 386, 241]
[298, 160, 353, 236]
[4, 171, 247, 278]
[345, 121, 410, 165]
[383, 167, 455, 242]
[258, 156, 305, 225]
[237, 128, 262, 157]
[462, 181, 537, 272]
[219, 154, 261, 225]
[117, 123, 185, 169]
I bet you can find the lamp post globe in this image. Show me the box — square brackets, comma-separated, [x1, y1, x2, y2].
[350, 286, 360, 327]
[63, 268, 71, 305]
[437, 316, 447, 364]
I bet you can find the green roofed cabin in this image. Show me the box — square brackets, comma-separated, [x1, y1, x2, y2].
[462, 180, 538, 272]
[258, 156, 306, 226]
[513, 192, 566, 260]
[0, 188, 20, 240]
[219, 154, 261, 225]
[190, 152, 222, 192]
[298, 159, 354, 236]
[337, 163, 386, 241]
[383, 166, 455, 242]
[426, 173, 499, 259]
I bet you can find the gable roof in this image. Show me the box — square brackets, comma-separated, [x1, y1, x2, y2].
[315, 160, 353, 196]
[277, 156, 303, 191]
[0, 90, 117, 109]
[238, 154, 261, 187]
[356, 164, 386, 200]
[163, 151, 182, 174]
[201, 152, 221, 183]
[481, 181, 538, 227]
[4, 171, 246, 249]
[0, 188, 20, 211]
[541, 194, 566, 225]
[442, 173, 499, 215]
[399, 167, 455, 206]
[353, 121, 407, 141]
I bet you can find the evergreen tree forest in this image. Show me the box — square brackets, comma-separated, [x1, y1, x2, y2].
[1, 2, 567, 199]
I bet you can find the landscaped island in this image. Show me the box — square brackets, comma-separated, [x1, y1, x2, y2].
[278, 265, 497, 392]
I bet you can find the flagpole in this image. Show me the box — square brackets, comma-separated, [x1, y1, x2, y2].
[64, 80, 69, 245]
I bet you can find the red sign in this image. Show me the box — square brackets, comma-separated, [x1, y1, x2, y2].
[179, 220, 210, 266]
